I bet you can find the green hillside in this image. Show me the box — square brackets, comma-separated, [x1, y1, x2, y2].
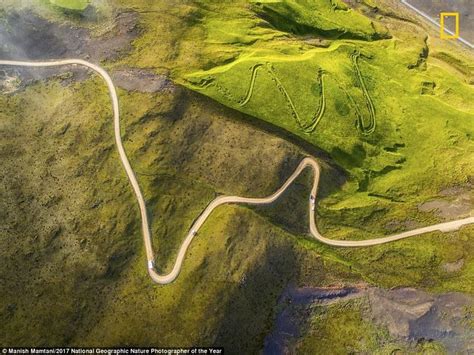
[50, 0, 89, 11]
[0, 0, 473, 352]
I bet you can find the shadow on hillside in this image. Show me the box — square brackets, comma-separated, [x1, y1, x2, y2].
[186, 89, 348, 199]
[210, 239, 300, 353]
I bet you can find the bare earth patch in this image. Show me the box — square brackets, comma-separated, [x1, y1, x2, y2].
[112, 68, 175, 93]
[0, 9, 140, 86]
[418, 192, 472, 219]
[442, 258, 464, 273]
[369, 287, 474, 353]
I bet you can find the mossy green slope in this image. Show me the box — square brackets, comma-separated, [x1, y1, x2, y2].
[250, 0, 390, 40]
[0, 75, 358, 348]
[113, 0, 474, 338]
[1, 73, 472, 350]
[49, 0, 89, 11]
[295, 297, 447, 354]
[176, 0, 474, 207]
[167, 1, 474, 269]
[1, 0, 473, 352]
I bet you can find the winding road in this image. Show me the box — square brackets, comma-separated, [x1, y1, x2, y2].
[1, 59, 473, 285]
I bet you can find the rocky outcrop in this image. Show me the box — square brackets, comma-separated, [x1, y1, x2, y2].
[369, 287, 474, 353]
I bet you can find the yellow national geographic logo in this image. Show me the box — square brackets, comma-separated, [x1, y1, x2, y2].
[439, 12, 460, 39]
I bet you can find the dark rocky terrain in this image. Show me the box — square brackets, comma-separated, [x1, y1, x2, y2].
[266, 285, 473, 353]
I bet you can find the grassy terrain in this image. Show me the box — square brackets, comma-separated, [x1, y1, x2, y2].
[0, 73, 359, 348]
[0, 77, 133, 345]
[49, 0, 89, 11]
[295, 297, 447, 354]
[111, 0, 473, 211]
[177, 0, 473, 197]
[0, 0, 473, 352]
[111, 0, 474, 290]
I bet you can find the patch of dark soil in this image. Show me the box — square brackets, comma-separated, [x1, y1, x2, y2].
[112, 68, 176, 93]
[284, 285, 361, 304]
[440, 181, 473, 197]
[384, 219, 421, 232]
[0, 9, 140, 84]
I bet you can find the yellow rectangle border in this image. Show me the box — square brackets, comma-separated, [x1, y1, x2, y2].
[440, 12, 459, 39]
